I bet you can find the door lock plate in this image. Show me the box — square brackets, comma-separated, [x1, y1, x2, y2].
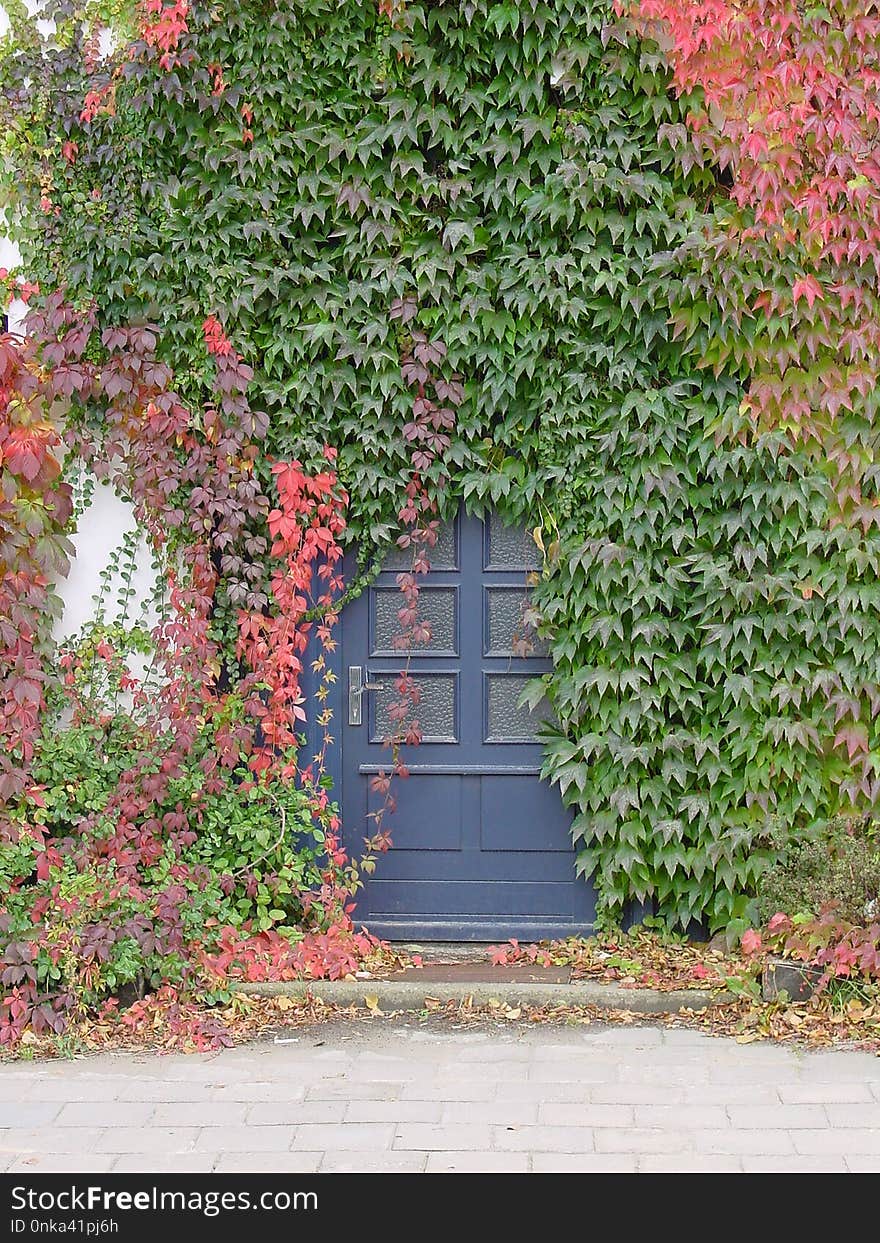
[348, 666, 382, 726]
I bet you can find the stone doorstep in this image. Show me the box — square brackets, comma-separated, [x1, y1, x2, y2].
[231, 975, 728, 1016]
[392, 962, 573, 985]
[395, 942, 495, 964]
[230, 941, 728, 1014]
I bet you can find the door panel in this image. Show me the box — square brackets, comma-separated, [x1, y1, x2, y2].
[479, 777, 574, 852]
[372, 586, 458, 656]
[363, 880, 583, 918]
[485, 511, 542, 570]
[371, 672, 458, 745]
[341, 507, 595, 941]
[383, 518, 458, 571]
[485, 586, 549, 658]
[366, 774, 464, 850]
[484, 673, 553, 742]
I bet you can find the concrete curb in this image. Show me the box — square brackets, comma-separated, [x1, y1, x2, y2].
[231, 978, 730, 1015]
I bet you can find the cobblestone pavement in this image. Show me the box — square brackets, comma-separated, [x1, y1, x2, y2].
[1, 1023, 879, 1173]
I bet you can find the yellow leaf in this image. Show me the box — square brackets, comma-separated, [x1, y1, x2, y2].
[364, 994, 383, 1015]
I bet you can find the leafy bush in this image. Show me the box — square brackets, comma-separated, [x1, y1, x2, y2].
[0, 617, 341, 1044]
[756, 816, 880, 926]
[746, 908, 880, 988]
[0, 711, 331, 1039]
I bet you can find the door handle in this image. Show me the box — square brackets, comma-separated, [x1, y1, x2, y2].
[348, 666, 383, 726]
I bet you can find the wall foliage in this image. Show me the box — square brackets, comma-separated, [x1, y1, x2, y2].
[0, 300, 73, 806]
[1, 0, 880, 935]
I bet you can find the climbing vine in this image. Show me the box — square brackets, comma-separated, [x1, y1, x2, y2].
[1, 0, 879, 945]
[0, 297, 72, 807]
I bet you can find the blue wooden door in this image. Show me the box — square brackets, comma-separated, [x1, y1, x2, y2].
[341, 508, 595, 940]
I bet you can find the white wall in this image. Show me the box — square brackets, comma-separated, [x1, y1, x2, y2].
[55, 483, 160, 642]
[0, 235, 25, 335]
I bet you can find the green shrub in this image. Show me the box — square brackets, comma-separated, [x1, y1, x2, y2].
[756, 816, 880, 926]
[19, 713, 330, 931]
[1, 698, 333, 1037]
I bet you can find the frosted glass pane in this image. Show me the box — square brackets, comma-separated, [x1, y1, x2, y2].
[486, 587, 548, 657]
[486, 674, 551, 742]
[373, 587, 456, 654]
[486, 513, 541, 570]
[382, 520, 457, 570]
[371, 673, 457, 743]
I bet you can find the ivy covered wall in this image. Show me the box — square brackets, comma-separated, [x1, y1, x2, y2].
[4, 0, 879, 929]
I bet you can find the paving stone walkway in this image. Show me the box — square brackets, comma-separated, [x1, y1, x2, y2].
[1, 1023, 879, 1173]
